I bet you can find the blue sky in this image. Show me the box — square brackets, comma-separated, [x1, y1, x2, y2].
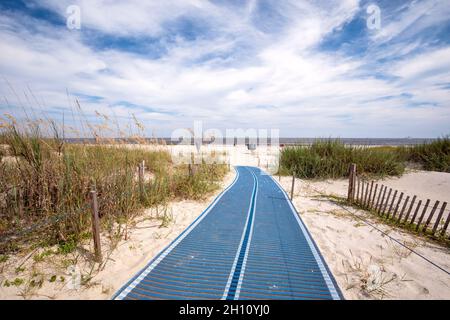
[0, 0, 449, 137]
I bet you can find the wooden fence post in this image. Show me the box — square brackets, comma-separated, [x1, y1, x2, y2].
[397, 195, 409, 223]
[363, 181, 370, 208]
[382, 188, 392, 216]
[357, 177, 361, 203]
[423, 200, 439, 232]
[416, 199, 430, 231]
[359, 180, 365, 206]
[290, 168, 296, 201]
[90, 189, 102, 262]
[410, 199, 422, 225]
[370, 184, 378, 210]
[377, 185, 387, 215]
[392, 192, 404, 219]
[440, 208, 450, 237]
[347, 164, 356, 202]
[367, 181, 374, 209]
[375, 185, 384, 212]
[386, 190, 398, 218]
[403, 195, 416, 223]
[432, 202, 447, 235]
[139, 160, 145, 200]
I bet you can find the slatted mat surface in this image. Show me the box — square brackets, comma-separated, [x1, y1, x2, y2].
[113, 166, 342, 300]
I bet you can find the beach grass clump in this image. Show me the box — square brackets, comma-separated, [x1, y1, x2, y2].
[280, 139, 404, 179]
[0, 117, 228, 254]
[396, 136, 450, 172]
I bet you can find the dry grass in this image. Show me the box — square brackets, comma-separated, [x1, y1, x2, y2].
[0, 113, 228, 255]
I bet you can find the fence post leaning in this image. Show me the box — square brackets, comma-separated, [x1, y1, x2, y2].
[403, 195, 417, 224]
[347, 164, 356, 203]
[440, 207, 450, 237]
[90, 189, 102, 263]
[381, 188, 392, 216]
[423, 200, 440, 232]
[386, 190, 398, 218]
[416, 199, 430, 231]
[410, 199, 422, 225]
[398, 195, 410, 223]
[432, 202, 447, 235]
[392, 192, 404, 219]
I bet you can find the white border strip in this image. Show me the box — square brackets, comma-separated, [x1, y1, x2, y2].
[221, 168, 257, 299]
[268, 173, 341, 300]
[234, 169, 258, 300]
[115, 168, 240, 300]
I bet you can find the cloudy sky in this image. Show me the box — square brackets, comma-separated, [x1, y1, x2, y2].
[0, 0, 449, 138]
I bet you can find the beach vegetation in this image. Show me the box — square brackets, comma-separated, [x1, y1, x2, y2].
[396, 136, 450, 172]
[0, 113, 228, 255]
[279, 139, 404, 179]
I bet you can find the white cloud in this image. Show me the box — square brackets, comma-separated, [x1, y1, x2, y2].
[0, 0, 449, 137]
[373, 0, 450, 43]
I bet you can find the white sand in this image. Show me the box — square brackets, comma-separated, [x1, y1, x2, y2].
[277, 174, 450, 300]
[300, 170, 450, 231]
[305, 170, 450, 207]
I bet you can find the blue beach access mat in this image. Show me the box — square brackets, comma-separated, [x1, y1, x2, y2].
[113, 166, 343, 300]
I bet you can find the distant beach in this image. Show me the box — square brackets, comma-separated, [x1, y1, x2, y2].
[64, 137, 437, 146]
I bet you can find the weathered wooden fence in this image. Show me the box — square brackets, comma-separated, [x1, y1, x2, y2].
[347, 164, 450, 239]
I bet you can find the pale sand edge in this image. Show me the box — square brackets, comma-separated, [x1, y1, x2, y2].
[277, 175, 450, 300]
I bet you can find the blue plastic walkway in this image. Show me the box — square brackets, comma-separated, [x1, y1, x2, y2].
[113, 166, 342, 300]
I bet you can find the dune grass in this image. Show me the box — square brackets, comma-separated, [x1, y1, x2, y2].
[279, 139, 405, 179]
[280, 137, 450, 179]
[396, 136, 450, 172]
[0, 117, 228, 254]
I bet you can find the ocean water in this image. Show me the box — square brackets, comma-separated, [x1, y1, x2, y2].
[277, 138, 435, 146]
[66, 137, 436, 146]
